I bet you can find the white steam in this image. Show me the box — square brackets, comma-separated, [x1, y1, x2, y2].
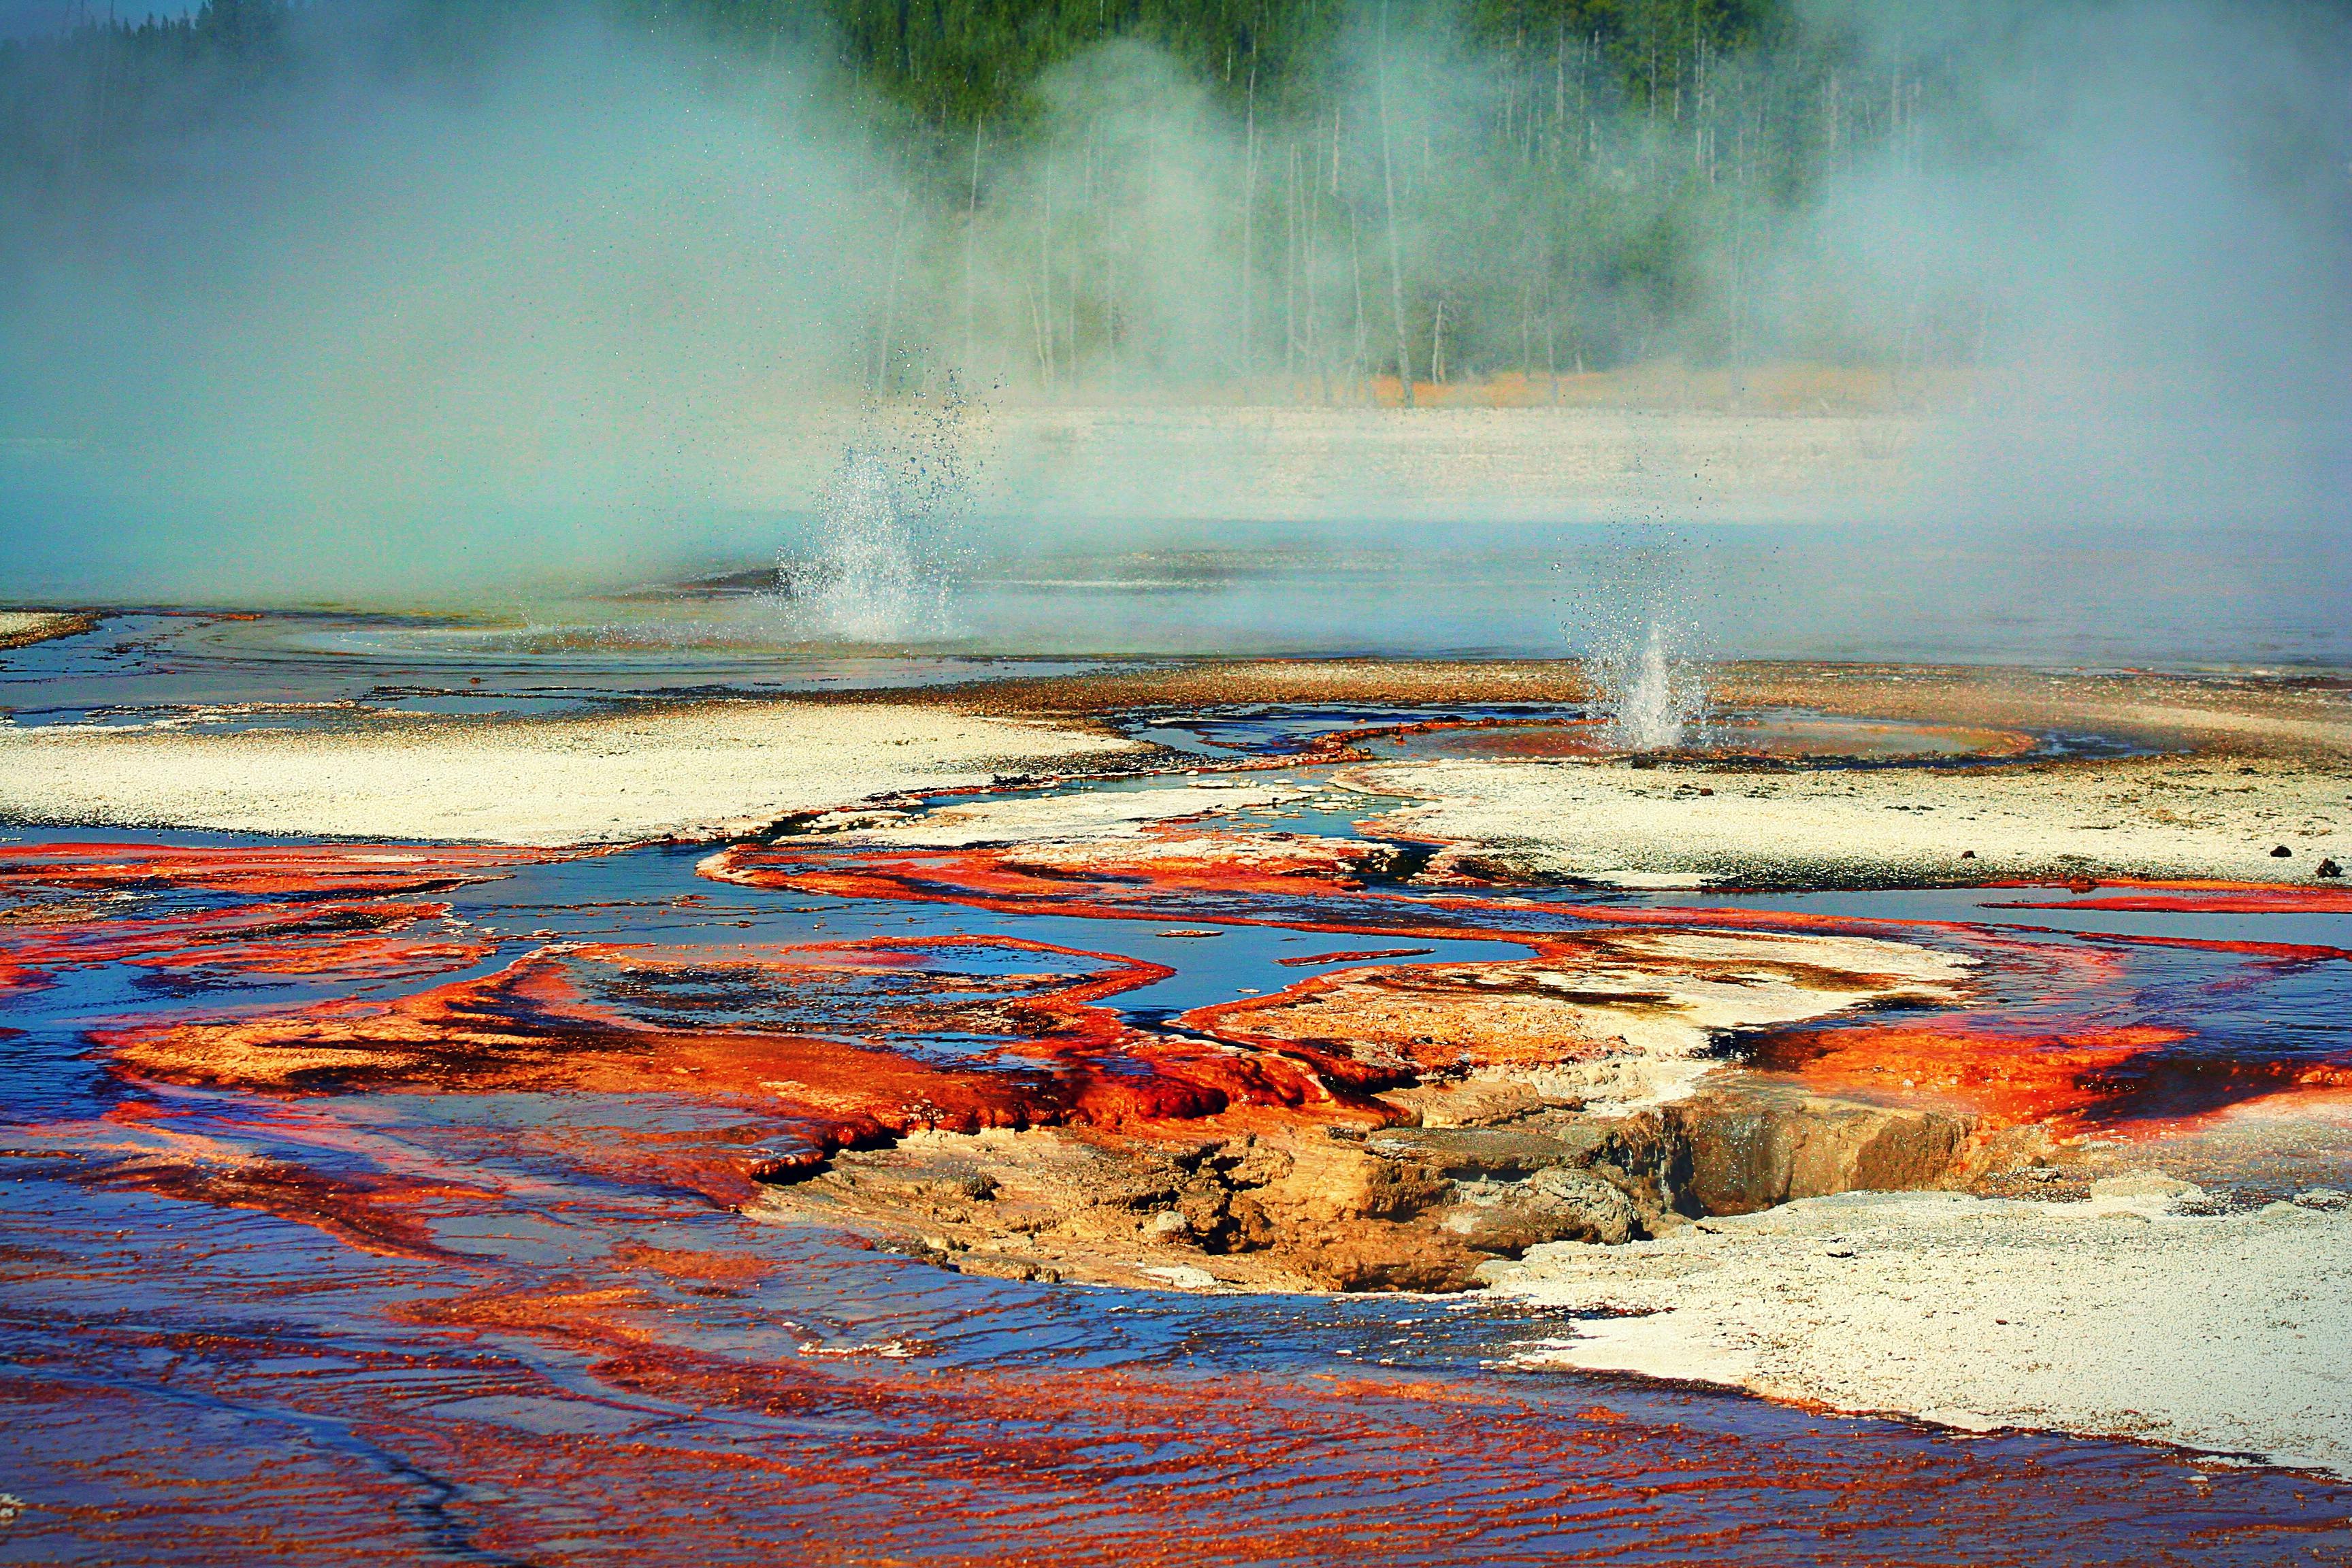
[0, 0, 2340, 662]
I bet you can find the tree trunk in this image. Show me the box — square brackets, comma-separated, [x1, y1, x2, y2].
[1350, 201, 1369, 403]
[876, 185, 909, 393]
[962, 117, 984, 378]
[1376, 3, 1414, 408]
[1240, 56, 1258, 383]
[1544, 272, 1559, 404]
[1284, 139, 1299, 385]
[1037, 146, 1055, 393]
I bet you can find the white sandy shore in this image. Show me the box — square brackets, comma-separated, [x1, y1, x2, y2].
[1491, 1184, 2352, 1475]
[1351, 755, 2352, 886]
[0, 611, 88, 649]
[0, 703, 1138, 845]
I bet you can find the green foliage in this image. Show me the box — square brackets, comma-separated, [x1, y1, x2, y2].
[0, 0, 1944, 390]
[639, 0, 1797, 127]
[636, 0, 1347, 125]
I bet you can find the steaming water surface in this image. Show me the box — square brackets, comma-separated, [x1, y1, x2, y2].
[14, 526, 2351, 725]
[957, 525, 2352, 664]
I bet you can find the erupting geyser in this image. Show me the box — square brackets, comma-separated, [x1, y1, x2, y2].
[1584, 619, 1708, 752]
[778, 395, 974, 643]
[783, 448, 949, 641]
[1567, 532, 1710, 752]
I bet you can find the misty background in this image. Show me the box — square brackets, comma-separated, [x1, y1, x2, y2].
[0, 3, 201, 40]
[0, 0, 2345, 662]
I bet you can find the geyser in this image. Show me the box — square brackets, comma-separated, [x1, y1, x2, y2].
[1594, 621, 1707, 752]
[1570, 533, 1710, 751]
[778, 396, 975, 644]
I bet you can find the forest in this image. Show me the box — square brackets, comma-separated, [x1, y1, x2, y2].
[0, 1, 2108, 400]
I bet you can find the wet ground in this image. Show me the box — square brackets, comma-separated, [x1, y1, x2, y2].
[1130, 700, 2154, 765]
[4, 615, 2351, 1563]
[0, 610, 1121, 728]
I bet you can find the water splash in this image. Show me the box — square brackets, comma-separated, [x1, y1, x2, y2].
[1565, 532, 1711, 751]
[779, 390, 976, 643]
[1586, 619, 1709, 750]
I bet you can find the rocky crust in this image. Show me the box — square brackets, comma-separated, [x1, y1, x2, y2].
[1191, 932, 1973, 1115]
[753, 1079, 2003, 1295]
